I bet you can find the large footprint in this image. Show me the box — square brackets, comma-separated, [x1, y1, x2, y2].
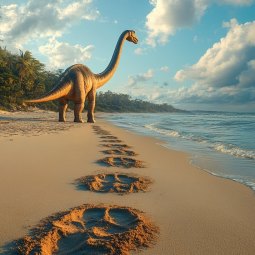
[76, 173, 152, 194]
[101, 143, 131, 149]
[92, 126, 112, 136]
[98, 156, 145, 168]
[101, 139, 123, 143]
[16, 205, 158, 255]
[102, 148, 137, 156]
[100, 135, 118, 139]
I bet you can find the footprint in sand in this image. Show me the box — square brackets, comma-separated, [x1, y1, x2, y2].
[98, 156, 145, 168]
[102, 148, 137, 156]
[16, 204, 158, 255]
[92, 125, 102, 131]
[101, 143, 131, 149]
[100, 135, 119, 139]
[95, 130, 112, 135]
[76, 173, 152, 194]
[92, 126, 111, 135]
[101, 139, 123, 143]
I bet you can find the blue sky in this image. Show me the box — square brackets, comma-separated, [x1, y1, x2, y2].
[1, 0, 255, 112]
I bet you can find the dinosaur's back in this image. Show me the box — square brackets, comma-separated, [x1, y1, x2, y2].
[64, 64, 94, 78]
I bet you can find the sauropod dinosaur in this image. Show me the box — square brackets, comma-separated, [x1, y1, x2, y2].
[25, 30, 138, 123]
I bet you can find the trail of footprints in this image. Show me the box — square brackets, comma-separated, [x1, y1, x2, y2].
[15, 125, 158, 255]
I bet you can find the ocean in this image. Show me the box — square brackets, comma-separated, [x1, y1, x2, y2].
[102, 111, 255, 191]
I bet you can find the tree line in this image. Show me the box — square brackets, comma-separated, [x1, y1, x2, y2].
[96, 91, 181, 112]
[0, 47, 181, 112]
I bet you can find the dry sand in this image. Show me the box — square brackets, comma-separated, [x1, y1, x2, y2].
[1, 110, 255, 254]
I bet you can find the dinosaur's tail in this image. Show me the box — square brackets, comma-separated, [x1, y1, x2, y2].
[24, 81, 72, 103]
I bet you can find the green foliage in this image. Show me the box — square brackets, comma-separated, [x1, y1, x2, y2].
[0, 47, 59, 110]
[0, 47, 181, 113]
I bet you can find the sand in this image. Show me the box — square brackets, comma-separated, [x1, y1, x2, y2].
[1, 110, 255, 254]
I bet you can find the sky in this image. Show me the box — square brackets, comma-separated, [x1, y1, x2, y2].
[1, 0, 255, 112]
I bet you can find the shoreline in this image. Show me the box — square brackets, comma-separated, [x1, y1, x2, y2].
[1, 111, 255, 254]
[101, 112, 255, 193]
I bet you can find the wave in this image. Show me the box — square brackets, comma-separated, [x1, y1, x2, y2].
[144, 123, 255, 160]
[202, 170, 255, 192]
[233, 179, 255, 191]
[190, 163, 255, 192]
[213, 143, 255, 160]
[144, 123, 181, 137]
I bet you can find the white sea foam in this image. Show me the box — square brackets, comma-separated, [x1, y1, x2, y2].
[145, 124, 255, 160]
[208, 173, 255, 192]
[232, 179, 255, 191]
[189, 160, 255, 192]
[213, 143, 255, 160]
[144, 123, 181, 137]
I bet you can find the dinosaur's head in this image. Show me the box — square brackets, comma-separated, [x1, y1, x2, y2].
[126, 30, 138, 44]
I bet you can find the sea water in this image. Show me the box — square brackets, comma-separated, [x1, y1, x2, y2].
[102, 111, 255, 191]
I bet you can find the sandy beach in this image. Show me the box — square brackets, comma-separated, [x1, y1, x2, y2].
[1, 110, 255, 254]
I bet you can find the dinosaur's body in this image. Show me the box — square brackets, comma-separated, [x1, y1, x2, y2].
[25, 30, 138, 122]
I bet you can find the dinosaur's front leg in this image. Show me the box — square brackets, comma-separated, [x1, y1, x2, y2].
[87, 89, 96, 123]
[59, 98, 68, 122]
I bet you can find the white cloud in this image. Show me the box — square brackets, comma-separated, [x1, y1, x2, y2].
[124, 85, 164, 102]
[160, 66, 169, 72]
[124, 19, 255, 109]
[145, 0, 254, 46]
[39, 38, 94, 68]
[146, 0, 208, 46]
[0, 4, 18, 34]
[238, 60, 255, 88]
[134, 47, 146, 55]
[193, 35, 198, 42]
[219, 0, 253, 5]
[59, 0, 99, 21]
[128, 69, 154, 87]
[174, 19, 255, 104]
[0, 0, 99, 49]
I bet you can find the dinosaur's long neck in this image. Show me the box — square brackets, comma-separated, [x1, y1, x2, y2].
[95, 31, 128, 89]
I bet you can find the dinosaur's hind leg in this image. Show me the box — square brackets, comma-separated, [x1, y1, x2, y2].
[59, 98, 68, 122]
[74, 102, 85, 123]
[73, 72, 86, 123]
[87, 89, 96, 123]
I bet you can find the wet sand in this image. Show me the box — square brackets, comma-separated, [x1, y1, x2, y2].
[1, 110, 255, 254]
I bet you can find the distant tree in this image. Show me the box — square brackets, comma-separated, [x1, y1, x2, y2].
[95, 91, 181, 113]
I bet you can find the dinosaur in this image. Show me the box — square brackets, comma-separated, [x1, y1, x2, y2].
[25, 30, 138, 123]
